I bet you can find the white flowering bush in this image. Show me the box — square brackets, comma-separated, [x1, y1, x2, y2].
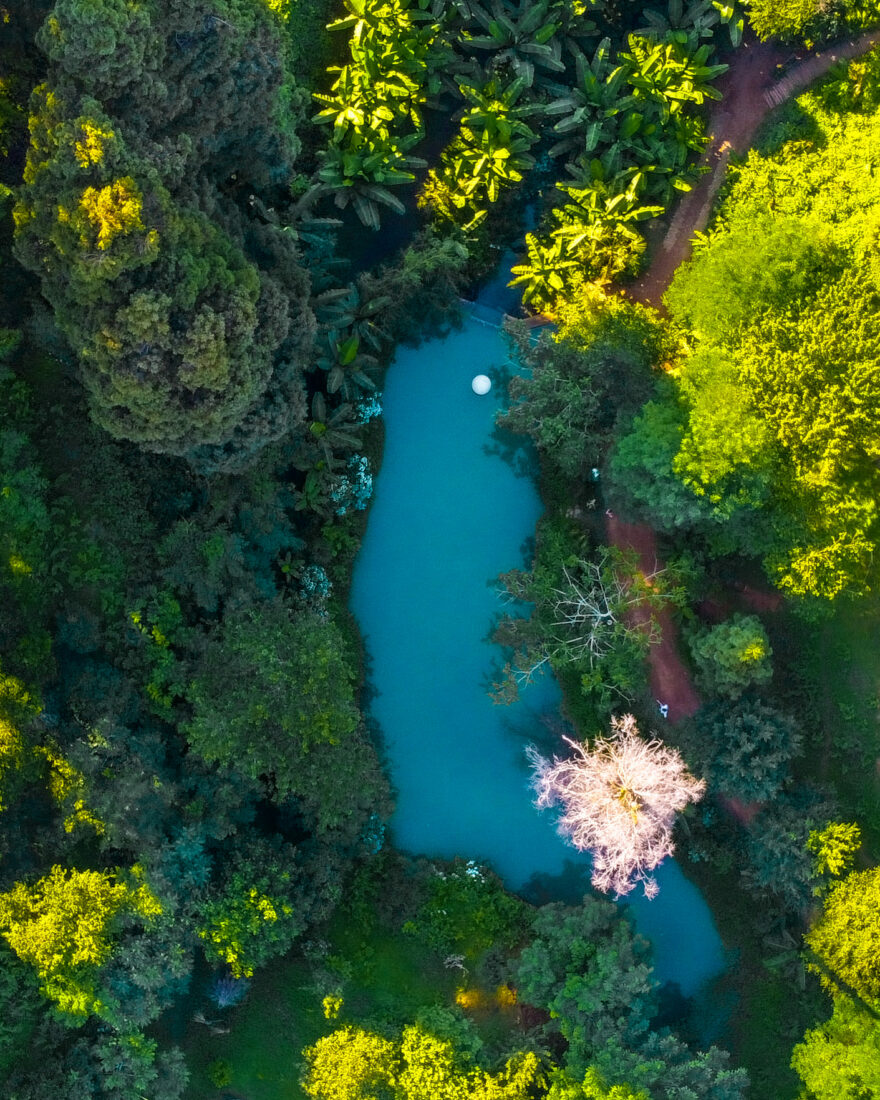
[330, 455, 374, 515]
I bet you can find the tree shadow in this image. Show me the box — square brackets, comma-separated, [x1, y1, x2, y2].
[518, 858, 595, 906]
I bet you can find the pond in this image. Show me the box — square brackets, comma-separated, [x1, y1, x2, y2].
[350, 309, 727, 1000]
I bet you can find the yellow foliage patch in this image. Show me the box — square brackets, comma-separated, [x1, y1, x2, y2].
[261, 0, 291, 20]
[322, 993, 343, 1019]
[0, 717, 26, 813]
[0, 867, 127, 1017]
[78, 176, 145, 250]
[7, 554, 31, 575]
[41, 748, 105, 836]
[455, 986, 486, 1010]
[74, 120, 115, 167]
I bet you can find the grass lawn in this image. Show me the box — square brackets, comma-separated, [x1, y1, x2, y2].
[179, 912, 465, 1099]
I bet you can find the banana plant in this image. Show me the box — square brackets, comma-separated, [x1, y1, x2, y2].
[544, 39, 637, 160]
[635, 0, 720, 45]
[313, 282, 392, 354]
[330, 0, 452, 94]
[312, 0, 450, 227]
[297, 392, 363, 471]
[612, 35, 727, 123]
[459, 0, 566, 87]
[508, 230, 580, 307]
[711, 0, 745, 47]
[315, 129, 427, 229]
[314, 332, 380, 398]
[556, 173, 665, 240]
[438, 74, 541, 218]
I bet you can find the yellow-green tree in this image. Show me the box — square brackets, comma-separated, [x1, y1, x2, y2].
[302, 1022, 543, 1100]
[0, 865, 160, 1018]
[548, 1067, 648, 1100]
[805, 867, 880, 1007]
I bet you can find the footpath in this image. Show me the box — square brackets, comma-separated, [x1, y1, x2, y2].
[606, 28, 880, 733]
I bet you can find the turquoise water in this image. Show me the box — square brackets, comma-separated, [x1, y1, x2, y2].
[350, 314, 725, 997]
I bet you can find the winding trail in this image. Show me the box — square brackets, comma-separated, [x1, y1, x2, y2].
[628, 28, 880, 307]
[608, 29, 880, 733]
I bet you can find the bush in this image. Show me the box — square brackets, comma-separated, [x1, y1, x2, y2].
[690, 699, 802, 801]
[688, 614, 773, 698]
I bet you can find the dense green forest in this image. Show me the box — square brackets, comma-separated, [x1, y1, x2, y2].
[1, 0, 880, 1098]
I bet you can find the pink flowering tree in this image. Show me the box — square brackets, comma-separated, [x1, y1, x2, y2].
[528, 714, 705, 899]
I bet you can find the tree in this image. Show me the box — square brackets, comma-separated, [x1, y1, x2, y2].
[791, 996, 880, 1100]
[403, 859, 528, 958]
[687, 615, 772, 698]
[302, 1019, 544, 1100]
[741, 788, 837, 914]
[15, 1, 315, 466]
[302, 1025, 398, 1100]
[197, 836, 305, 977]
[691, 699, 801, 802]
[0, 940, 43, 1078]
[515, 899, 657, 1064]
[657, 216, 880, 599]
[807, 821, 861, 880]
[497, 290, 659, 478]
[664, 218, 828, 347]
[547, 1068, 647, 1100]
[493, 542, 667, 707]
[805, 867, 880, 1007]
[90, 1031, 188, 1100]
[0, 865, 161, 1018]
[528, 714, 705, 898]
[592, 1032, 749, 1100]
[184, 599, 360, 797]
[745, 0, 823, 41]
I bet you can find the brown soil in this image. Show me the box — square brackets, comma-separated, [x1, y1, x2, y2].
[718, 793, 762, 826]
[606, 515, 701, 723]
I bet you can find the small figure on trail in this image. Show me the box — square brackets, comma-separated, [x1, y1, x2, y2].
[590, 467, 600, 481]
[657, 702, 669, 719]
[605, 509, 614, 519]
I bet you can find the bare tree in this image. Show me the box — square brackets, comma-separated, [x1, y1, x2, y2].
[492, 549, 672, 704]
[529, 714, 705, 898]
[548, 556, 664, 665]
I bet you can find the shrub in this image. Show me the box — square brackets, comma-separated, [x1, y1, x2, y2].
[688, 614, 772, 698]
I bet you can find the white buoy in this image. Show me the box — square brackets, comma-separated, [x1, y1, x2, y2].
[471, 374, 491, 395]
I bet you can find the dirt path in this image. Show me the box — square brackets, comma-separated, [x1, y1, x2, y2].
[628, 28, 880, 308]
[601, 30, 880, 822]
[606, 515, 701, 723]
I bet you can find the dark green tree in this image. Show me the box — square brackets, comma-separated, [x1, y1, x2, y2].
[184, 599, 360, 797]
[690, 699, 801, 802]
[14, 1, 315, 466]
[515, 899, 657, 1069]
